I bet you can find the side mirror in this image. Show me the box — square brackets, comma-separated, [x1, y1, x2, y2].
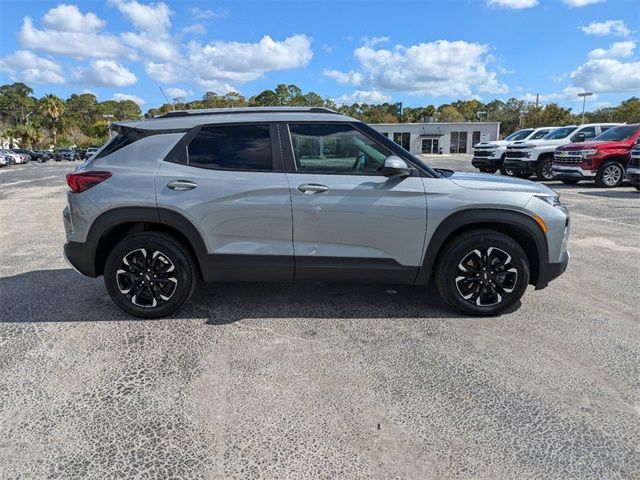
[574, 132, 586, 143]
[635, 137, 640, 144]
[380, 156, 414, 177]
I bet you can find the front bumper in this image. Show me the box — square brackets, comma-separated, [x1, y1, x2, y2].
[535, 250, 569, 290]
[551, 164, 597, 179]
[504, 159, 536, 173]
[626, 167, 640, 184]
[472, 157, 501, 169]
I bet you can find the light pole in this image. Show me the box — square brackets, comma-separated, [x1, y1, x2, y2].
[578, 92, 593, 124]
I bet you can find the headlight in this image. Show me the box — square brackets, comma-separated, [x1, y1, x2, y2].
[535, 194, 561, 207]
[580, 149, 597, 158]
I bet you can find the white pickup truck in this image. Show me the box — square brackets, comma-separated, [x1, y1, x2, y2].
[472, 127, 556, 175]
[503, 123, 620, 180]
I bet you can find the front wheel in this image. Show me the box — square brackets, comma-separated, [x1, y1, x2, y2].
[595, 160, 624, 188]
[435, 230, 530, 316]
[536, 158, 554, 181]
[104, 233, 196, 318]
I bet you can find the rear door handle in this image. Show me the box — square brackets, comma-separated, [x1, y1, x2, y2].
[167, 180, 198, 191]
[297, 183, 329, 194]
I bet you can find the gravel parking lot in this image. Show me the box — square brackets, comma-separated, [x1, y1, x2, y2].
[1, 159, 638, 479]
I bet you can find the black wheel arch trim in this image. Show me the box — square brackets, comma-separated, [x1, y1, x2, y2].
[415, 209, 550, 287]
[68, 206, 209, 278]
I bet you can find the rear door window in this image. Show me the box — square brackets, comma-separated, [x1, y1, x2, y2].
[186, 124, 273, 171]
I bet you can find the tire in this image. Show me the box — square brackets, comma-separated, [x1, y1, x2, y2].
[561, 179, 580, 185]
[435, 230, 530, 316]
[536, 157, 554, 181]
[499, 154, 513, 176]
[479, 168, 497, 174]
[104, 232, 197, 318]
[634, 184, 640, 191]
[595, 160, 624, 188]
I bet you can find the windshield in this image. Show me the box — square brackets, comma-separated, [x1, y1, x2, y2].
[531, 129, 550, 140]
[543, 127, 577, 139]
[593, 125, 638, 141]
[505, 129, 534, 141]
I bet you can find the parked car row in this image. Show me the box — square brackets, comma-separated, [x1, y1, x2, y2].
[472, 123, 640, 188]
[0, 146, 101, 167]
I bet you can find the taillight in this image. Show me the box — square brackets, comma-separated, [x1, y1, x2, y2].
[66, 171, 112, 193]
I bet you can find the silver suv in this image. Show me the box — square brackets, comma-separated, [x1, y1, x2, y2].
[63, 107, 570, 318]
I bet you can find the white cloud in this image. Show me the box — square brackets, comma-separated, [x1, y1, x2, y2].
[361, 36, 390, 47]
[165, 87, 193, 99]
[487, 0, 538, 9]
[186, 34, 313, 86]
[563, 0, 603, 6]
[588, 41, 635, 60]
[120, 32, 178, 61]
[191, 7, 228, 19]
[581, 20, 631, 37]
[74, 60, 137, 87]
[43, 4, 105, 32]
[326, 40, 508, 97]
[323, 69, 363, 85]
[112, 93, 145, 105]
[145, 61, 183, 83]
[0, 50, 65, 84]
[570, 58, 640, 93]
[181, 24, 207, 35]
[110, 0, 172, 35]
[336, 90, 391, 105]
[522, 86, 598, 103]
[19, 17, 134, 60]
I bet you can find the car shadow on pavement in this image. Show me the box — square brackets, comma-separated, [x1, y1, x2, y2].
[579, 190, 640, 199]
[0, 268, 521, 324]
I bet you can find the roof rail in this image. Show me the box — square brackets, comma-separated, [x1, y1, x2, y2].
[159, 106, 337, 118]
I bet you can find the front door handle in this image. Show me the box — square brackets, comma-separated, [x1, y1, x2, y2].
[297, 183, 329, 194]
[167, 180, 198, 191]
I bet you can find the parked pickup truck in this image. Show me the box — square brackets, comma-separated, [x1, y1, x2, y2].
[472, 126, 556, 175]
[504, 123, 620, 180]
[627, 145, 640, 191]
[553, 124, 640, 187]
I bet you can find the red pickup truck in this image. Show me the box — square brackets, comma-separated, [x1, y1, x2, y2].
[552, 124, 640, 187]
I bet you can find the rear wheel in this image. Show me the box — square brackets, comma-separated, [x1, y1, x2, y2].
[536, 157, 554, 181]
[435, 230, 530, 316]
[595, 160, 624, 188]
[561, 179, 580, 185]
[104, 233, 196, 318]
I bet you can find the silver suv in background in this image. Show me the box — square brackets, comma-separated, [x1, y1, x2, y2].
[472, 126, 557, 175]
[63, 107, 570, 318]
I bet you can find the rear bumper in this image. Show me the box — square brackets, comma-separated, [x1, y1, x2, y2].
[535, 250, 569, 290]
[63, 241, 98, 277]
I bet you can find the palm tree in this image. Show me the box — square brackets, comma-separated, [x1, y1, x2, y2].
[39, 94, 65, 146]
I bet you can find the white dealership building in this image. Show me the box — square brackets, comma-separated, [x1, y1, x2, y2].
[370, 121, 501, 155]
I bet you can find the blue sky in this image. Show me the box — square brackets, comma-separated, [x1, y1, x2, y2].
[0, 0, 638, 112]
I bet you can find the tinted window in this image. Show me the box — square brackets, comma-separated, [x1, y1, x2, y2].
[187, 125, 272, 171]
[506, 129, 533, 141]
[95, 134, 136, 159]
[531, 129, 550, 139]
[593, 125, 639, 141]
[544, 127, 577, 139]
[573, 126, 596, 141]
[289, 123, 392, 175]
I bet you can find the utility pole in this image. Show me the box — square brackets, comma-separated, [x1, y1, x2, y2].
[535, 93, 539, 108]
[578, 92, 593, 124]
